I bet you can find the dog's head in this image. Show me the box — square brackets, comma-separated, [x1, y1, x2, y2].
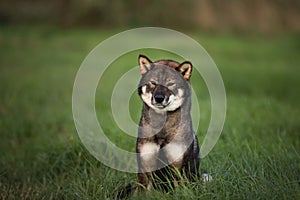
[138, 54, 192, 112]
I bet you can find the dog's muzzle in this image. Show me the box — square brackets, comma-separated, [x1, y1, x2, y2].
[151, 85, 173, 108]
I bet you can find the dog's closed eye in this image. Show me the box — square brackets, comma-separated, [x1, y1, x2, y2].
[149, 80, 157, 86]
[166, 82, 176, 87]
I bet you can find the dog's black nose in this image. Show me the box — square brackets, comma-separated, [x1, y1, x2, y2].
[154, 94, 165, 103]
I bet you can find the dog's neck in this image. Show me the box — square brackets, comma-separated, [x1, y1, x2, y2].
[139, 99, 192, 141]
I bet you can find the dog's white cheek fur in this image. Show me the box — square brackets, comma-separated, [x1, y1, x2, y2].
[165, 89, 184, 111]
[141, 85, 152, 107]
[141, 86, 185, 113]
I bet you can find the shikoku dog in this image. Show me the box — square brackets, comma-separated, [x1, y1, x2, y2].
[136, 54, 200, 191]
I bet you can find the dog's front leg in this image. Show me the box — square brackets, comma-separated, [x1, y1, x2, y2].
[137, 172, 153, 190]
[137, 142, 160, 190]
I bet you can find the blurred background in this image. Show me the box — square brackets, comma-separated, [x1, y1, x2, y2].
[0, 0, 299, 33]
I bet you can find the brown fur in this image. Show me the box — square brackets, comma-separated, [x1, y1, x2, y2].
[136, 55, 199, 191]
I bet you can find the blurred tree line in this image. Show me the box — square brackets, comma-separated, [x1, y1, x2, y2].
[0, 0, 299, 33]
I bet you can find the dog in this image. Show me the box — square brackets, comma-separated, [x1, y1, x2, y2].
[136, 54, 200, 191]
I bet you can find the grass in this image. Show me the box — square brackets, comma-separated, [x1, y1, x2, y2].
[0, 25, 299, 199]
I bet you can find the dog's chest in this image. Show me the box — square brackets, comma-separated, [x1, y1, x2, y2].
[139, 140, 187, 162]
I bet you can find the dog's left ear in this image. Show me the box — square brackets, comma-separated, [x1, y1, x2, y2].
[176, 61, 193, 80]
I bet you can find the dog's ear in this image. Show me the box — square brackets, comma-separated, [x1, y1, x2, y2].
[139, 54, 152, 75]
[176, 61, 193, 80]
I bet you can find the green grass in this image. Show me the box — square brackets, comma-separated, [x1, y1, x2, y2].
[0, 26, 299, 199]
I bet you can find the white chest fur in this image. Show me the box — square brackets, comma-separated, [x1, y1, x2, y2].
[139, 142, 186, 164]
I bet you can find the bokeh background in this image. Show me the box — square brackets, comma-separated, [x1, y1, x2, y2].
[0, 0, 299, 199]
[1, 0, 300, 32]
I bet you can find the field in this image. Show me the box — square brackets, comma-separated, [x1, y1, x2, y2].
[0, 26, 299, 199]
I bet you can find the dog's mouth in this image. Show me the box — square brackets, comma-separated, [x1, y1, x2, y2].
[153, 102, 169, 109]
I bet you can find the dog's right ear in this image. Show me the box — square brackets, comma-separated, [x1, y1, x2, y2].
[139, 54, 152, 75]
